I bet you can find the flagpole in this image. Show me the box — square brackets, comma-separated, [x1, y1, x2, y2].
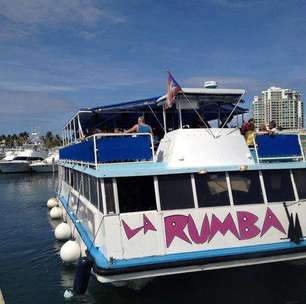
[166, 71, 215, 138]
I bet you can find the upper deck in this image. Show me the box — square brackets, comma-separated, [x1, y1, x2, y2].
[58, 85, 306, 177]
[59, 128, 306, 178]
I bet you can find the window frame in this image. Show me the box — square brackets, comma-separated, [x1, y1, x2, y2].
[157, 173, 196, 211]
[290, 169, 306, 201]
[116, 175, 158, 213]
[194, 171, 231, 209]
[228, 170, 265, 206]
[261, 169, 296, 203]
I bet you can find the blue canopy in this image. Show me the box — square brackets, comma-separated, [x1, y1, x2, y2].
[77, 94, 248, 135]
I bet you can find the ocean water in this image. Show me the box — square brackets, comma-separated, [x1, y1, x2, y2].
[1, 174, 306, 304]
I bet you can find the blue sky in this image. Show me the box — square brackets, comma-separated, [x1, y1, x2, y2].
[0, 0, 305, 134]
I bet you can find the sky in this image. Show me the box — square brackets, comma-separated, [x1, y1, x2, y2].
[0, 0, 305, 134]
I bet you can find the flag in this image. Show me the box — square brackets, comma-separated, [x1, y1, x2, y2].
[166, 71, 182, 108]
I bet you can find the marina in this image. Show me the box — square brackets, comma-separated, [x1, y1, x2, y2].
[1, 1, 305, 302]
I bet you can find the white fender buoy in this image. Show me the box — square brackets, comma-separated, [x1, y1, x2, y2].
[55, 223, 71, 241]
[47, 197, 58, 209]
[50, 207, 63, 219]
[60, 240, 81, 263]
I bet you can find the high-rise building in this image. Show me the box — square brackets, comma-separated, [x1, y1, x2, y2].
[252, 86, 304, 130]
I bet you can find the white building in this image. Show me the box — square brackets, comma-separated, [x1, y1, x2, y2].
[252, 86, 304, 130]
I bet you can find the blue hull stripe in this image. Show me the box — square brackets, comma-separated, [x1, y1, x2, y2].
[59, 196, 306, 271]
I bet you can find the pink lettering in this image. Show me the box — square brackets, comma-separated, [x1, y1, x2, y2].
[261, 207, 286, 236]
[122, 220, 143, 240]
[237, 211, 260, 240]
[143, 214, 157, 234]
[187, 214, 210, 244]
[164, 215, 192, 247]
[209, 213, 240, 242]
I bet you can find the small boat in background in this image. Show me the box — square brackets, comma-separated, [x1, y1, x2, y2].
[0, 131, 48, 173]
[30, 150, 59, 173]
[0, 148, 48, 173]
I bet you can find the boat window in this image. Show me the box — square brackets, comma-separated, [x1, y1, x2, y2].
[158, 174, 194, 210]
[195, 172, 230, 207]
[229, 171, 264, 205]
[292, 169, 306, 200]
[98, 179, 103, 213]
[90, 176, 98, 209]
[83, 173, 90, 200]
[65, 168, 69, 185]
[104, 178, 116, 214]
[262, 170, 295, 202]
[74, 171, 79, 191]
[117, 176, 156, 213]
[70, 169, 76, 189]
[14, 156, 29, 161]
[65, 168, 69, 184]
[27, 157, 44, 161]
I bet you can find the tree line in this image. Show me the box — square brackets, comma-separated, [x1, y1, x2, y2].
[0, 131, 62, 149]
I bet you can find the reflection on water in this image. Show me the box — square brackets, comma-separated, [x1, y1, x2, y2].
[1, 173, 306, 304]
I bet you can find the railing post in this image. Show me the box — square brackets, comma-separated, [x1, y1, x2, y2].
[93, 135, 98, 169]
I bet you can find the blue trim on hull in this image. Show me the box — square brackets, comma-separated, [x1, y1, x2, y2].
[59, 196, 306, 272]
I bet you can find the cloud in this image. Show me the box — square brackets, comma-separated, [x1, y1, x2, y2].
[0, 0, 125, 26]
[0, 0, 125, 41]
[212, 0, 276, 8]
[0, 91, 76, 114]
[78, 30, 97, 40]
[0, 81, 77, 93]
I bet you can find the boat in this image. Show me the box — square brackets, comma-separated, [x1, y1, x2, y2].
[0, 132, 48, 173]
[30, 150, 59, 173]
[52, 82, 306, 293]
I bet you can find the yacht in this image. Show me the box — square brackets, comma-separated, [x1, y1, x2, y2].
[0, 131, 48, 173]
[51, 82, 306, 294]
[30, 150, 59, 173]
[0, 148, 48, 173]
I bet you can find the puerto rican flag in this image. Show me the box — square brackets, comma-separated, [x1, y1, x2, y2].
[166, 71, 182, 108]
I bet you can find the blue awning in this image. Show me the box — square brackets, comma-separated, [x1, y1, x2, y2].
[76, 95, 247, 134]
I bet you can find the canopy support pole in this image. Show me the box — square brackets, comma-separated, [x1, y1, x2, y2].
[178, 101, 183, 129]
[163, 105, 167, 134]
[77, 114, 84, 139]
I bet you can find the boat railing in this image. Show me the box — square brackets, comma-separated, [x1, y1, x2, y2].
[59, 132, 155, 168]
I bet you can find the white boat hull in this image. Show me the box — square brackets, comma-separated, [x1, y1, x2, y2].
[31, 164, 58, 173]
[0, 161, 31, 173]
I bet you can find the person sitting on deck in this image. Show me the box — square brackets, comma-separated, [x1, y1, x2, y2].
[268, 120, 277, 134]
[241, 118, 255, 146]
[125, 116, 153, 135]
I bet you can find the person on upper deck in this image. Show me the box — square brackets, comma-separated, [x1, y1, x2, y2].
[268, 120, 277, 133]
[241, 118, 255, 146]
[125, 116, 153, 135]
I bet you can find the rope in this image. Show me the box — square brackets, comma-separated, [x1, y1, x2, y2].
[89, 214, 104, 251]
[218, 94, 244, 135]
[147, 104, 166, 134]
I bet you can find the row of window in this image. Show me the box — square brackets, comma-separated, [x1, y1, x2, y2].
[61, 168, 306, 214]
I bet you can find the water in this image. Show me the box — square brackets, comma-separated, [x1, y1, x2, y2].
[1, 174, 306, 304]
